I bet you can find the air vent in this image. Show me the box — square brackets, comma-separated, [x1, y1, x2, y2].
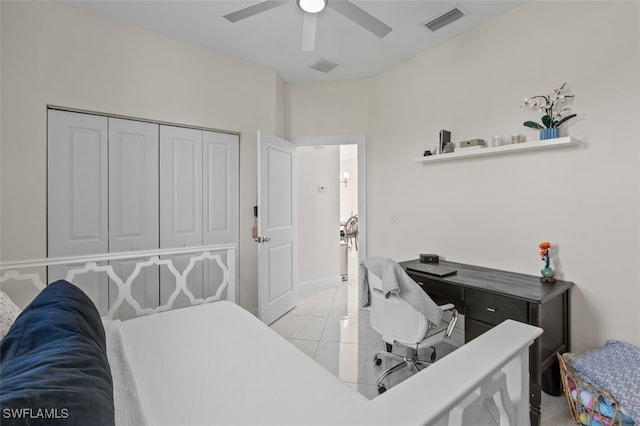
[310, 59, 338, 74]
[424, 8, 464, 31]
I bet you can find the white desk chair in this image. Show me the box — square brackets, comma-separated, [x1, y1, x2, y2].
[366, 263, 458, 393]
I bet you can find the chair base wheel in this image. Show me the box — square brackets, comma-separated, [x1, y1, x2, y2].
[377, 385, 386, 394]
[430, 350, 437, 362]
[374, 356, 382, 366]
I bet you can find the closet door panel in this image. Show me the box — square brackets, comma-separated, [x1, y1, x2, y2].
[108, 118, 160, 317]
[159, 126, 203, 306]
[202, 132, 238, 300]
[48, 110, 108, 256]
[108, 118, 159, 252]
[159, 125, 203, 248]
[203, 131, 239, 245]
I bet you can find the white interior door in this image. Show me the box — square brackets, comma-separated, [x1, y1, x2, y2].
[257, 131, 297, 325]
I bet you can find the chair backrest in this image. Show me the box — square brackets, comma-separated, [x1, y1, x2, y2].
[345, 215, 358, 236]
[367, 270, 430, 346]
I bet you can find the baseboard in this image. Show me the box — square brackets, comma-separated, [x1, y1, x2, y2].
[297, 275, 342, 297]
[244, 276, 341, 317]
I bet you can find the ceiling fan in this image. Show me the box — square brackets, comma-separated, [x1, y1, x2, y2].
[223, 0, 392, 52]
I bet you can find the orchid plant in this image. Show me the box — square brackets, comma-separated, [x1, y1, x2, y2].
[521, 83, 577, 129]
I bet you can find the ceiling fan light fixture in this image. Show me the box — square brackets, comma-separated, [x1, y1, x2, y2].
[297, 0, 327, 14]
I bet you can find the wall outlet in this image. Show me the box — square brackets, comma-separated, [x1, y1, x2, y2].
[389, 212, 399, 224]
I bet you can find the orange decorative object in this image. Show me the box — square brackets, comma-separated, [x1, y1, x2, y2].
[538, 241, 555, 282]
[539, 241, 551, 250]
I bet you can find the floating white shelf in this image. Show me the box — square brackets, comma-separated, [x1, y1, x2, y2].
[414, 137, 580, 164]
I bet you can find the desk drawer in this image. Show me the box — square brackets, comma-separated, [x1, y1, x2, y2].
[409, 274, 464, 310]
[465, 317, 493, 343]
[465, 288, 528, 325]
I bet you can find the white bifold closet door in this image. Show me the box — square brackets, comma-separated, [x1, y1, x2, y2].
[108, 118, 159, 318]
[47, 110, 109, 314]
[48, 110, 239, 315]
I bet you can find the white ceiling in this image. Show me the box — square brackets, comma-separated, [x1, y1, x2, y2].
[63, 0, 525, 83]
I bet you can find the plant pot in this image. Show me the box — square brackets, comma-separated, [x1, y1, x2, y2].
[540, 128, 559, 140]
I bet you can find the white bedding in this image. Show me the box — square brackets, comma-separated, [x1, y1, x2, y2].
[103, 320, 152, 426]
[105, 301, 368, 426]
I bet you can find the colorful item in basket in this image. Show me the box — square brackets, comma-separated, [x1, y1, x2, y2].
[571, 389, 635, 426]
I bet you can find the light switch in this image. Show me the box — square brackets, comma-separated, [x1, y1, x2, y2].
[389, 212, 399, 224]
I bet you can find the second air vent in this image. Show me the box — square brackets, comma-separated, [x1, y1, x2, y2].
[424, 8, 464, 32]
[310, 59, 339, 74]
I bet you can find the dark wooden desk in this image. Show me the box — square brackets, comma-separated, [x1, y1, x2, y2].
[401, 259, 573, 426]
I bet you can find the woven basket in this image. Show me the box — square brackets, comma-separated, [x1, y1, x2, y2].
[557, 352, 631, 426]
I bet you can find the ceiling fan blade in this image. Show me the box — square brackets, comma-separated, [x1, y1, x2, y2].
[301, 13, 318, 52]
[327, 0, 392, 39]
[223, 1, 289, 23]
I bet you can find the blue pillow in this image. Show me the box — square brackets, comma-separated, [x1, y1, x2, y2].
[0, 280, 114, 425]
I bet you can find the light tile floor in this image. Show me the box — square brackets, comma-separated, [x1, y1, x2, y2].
[270, 253, 575, 425]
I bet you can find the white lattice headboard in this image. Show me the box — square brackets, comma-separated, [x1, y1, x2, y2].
[0, 245, 236, 320]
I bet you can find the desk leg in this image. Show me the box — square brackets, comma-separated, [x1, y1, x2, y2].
[541, 289, 572, 398]
[530, 407, 541, 426]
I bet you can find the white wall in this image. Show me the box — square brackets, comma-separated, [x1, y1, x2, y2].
[0, 1, 285, 312]
[296, 146, 340, 282]
[288, 1, 640, 351]
[286, 79, 370, 136]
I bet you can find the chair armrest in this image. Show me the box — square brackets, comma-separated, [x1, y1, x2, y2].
[438, 304, 458, 338]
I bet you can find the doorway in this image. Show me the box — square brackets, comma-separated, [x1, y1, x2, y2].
[339, 144, 359, 283]
[292, 134, 366, 293]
